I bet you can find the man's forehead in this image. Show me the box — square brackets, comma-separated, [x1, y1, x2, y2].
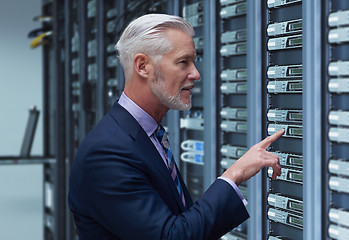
[176, 50, 197, 59]
[163, 29, 196, 57]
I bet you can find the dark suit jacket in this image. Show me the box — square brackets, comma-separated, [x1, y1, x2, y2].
[68, 101, 249, 240]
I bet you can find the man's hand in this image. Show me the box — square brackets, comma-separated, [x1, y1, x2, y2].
[222, 129, 284, 186]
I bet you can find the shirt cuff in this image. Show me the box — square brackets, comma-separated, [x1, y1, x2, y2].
[218, 176, 248, 206]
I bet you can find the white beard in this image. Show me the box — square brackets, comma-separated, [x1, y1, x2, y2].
[151, 69, 192, 111]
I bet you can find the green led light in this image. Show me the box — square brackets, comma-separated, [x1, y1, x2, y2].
[289, 82, 303, 90]
[290, 127, 303, 136]
[289, 216, 303, 226]
[238, 84, 247, 92]
[290, 172, 303, 181]
[289, 67, 303, 75]
[237, 4, 247, 13]
[237, 44, 247, 52]
[237, 70, 247, 79]
[290, 202, 303, 211]
[288, 112, 303, 121]
[289, 22, 302, 31]
[290, 157, 303, 166]
[238, 123, 247, 131]
[289, 37, 302, 46]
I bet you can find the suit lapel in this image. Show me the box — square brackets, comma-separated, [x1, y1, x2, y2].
[109, 102, 187, 211]
[137, 134, 187, 211]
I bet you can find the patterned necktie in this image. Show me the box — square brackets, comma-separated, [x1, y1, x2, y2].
[155, 125, 186, 207]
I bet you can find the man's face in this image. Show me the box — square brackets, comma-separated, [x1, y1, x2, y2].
[151, 29, 200, 110]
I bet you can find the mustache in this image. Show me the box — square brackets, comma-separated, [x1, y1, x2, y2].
[181, 82, 195, 90]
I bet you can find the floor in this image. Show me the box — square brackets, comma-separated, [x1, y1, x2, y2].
[0, 165, 43, 240]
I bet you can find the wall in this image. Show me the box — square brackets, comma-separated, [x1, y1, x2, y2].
[0, 0, 43, 239]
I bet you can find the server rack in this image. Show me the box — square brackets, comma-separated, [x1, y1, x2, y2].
[261, 1, 304, 239]
[179, 0, 206, 202]
[218, 0, 249, 239]
[176, 0, 218, 205]
[40, 2, 56, 237]
[323, 1, 349, 240]
[63, 1, 75, 238]
[98, 0, 121, 116]
[51, 0, 67, 239]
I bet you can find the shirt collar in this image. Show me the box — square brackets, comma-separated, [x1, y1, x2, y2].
[118, 92, 158, 137]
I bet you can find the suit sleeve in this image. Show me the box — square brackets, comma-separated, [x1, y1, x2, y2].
[73, 128, 249, 240]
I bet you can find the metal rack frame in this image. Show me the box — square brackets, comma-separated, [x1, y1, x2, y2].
[247, 0, 264, 238]
[302, 0, 323, 239]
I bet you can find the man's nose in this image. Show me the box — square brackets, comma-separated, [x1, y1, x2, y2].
[189, 64, 200, 81]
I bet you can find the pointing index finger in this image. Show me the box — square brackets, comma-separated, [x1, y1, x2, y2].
[258, 129, 285, 149]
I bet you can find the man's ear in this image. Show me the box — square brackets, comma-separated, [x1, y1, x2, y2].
[133, 53, 154, 79]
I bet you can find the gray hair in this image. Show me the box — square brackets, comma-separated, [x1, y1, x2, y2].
[115, 14, 195, 80]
